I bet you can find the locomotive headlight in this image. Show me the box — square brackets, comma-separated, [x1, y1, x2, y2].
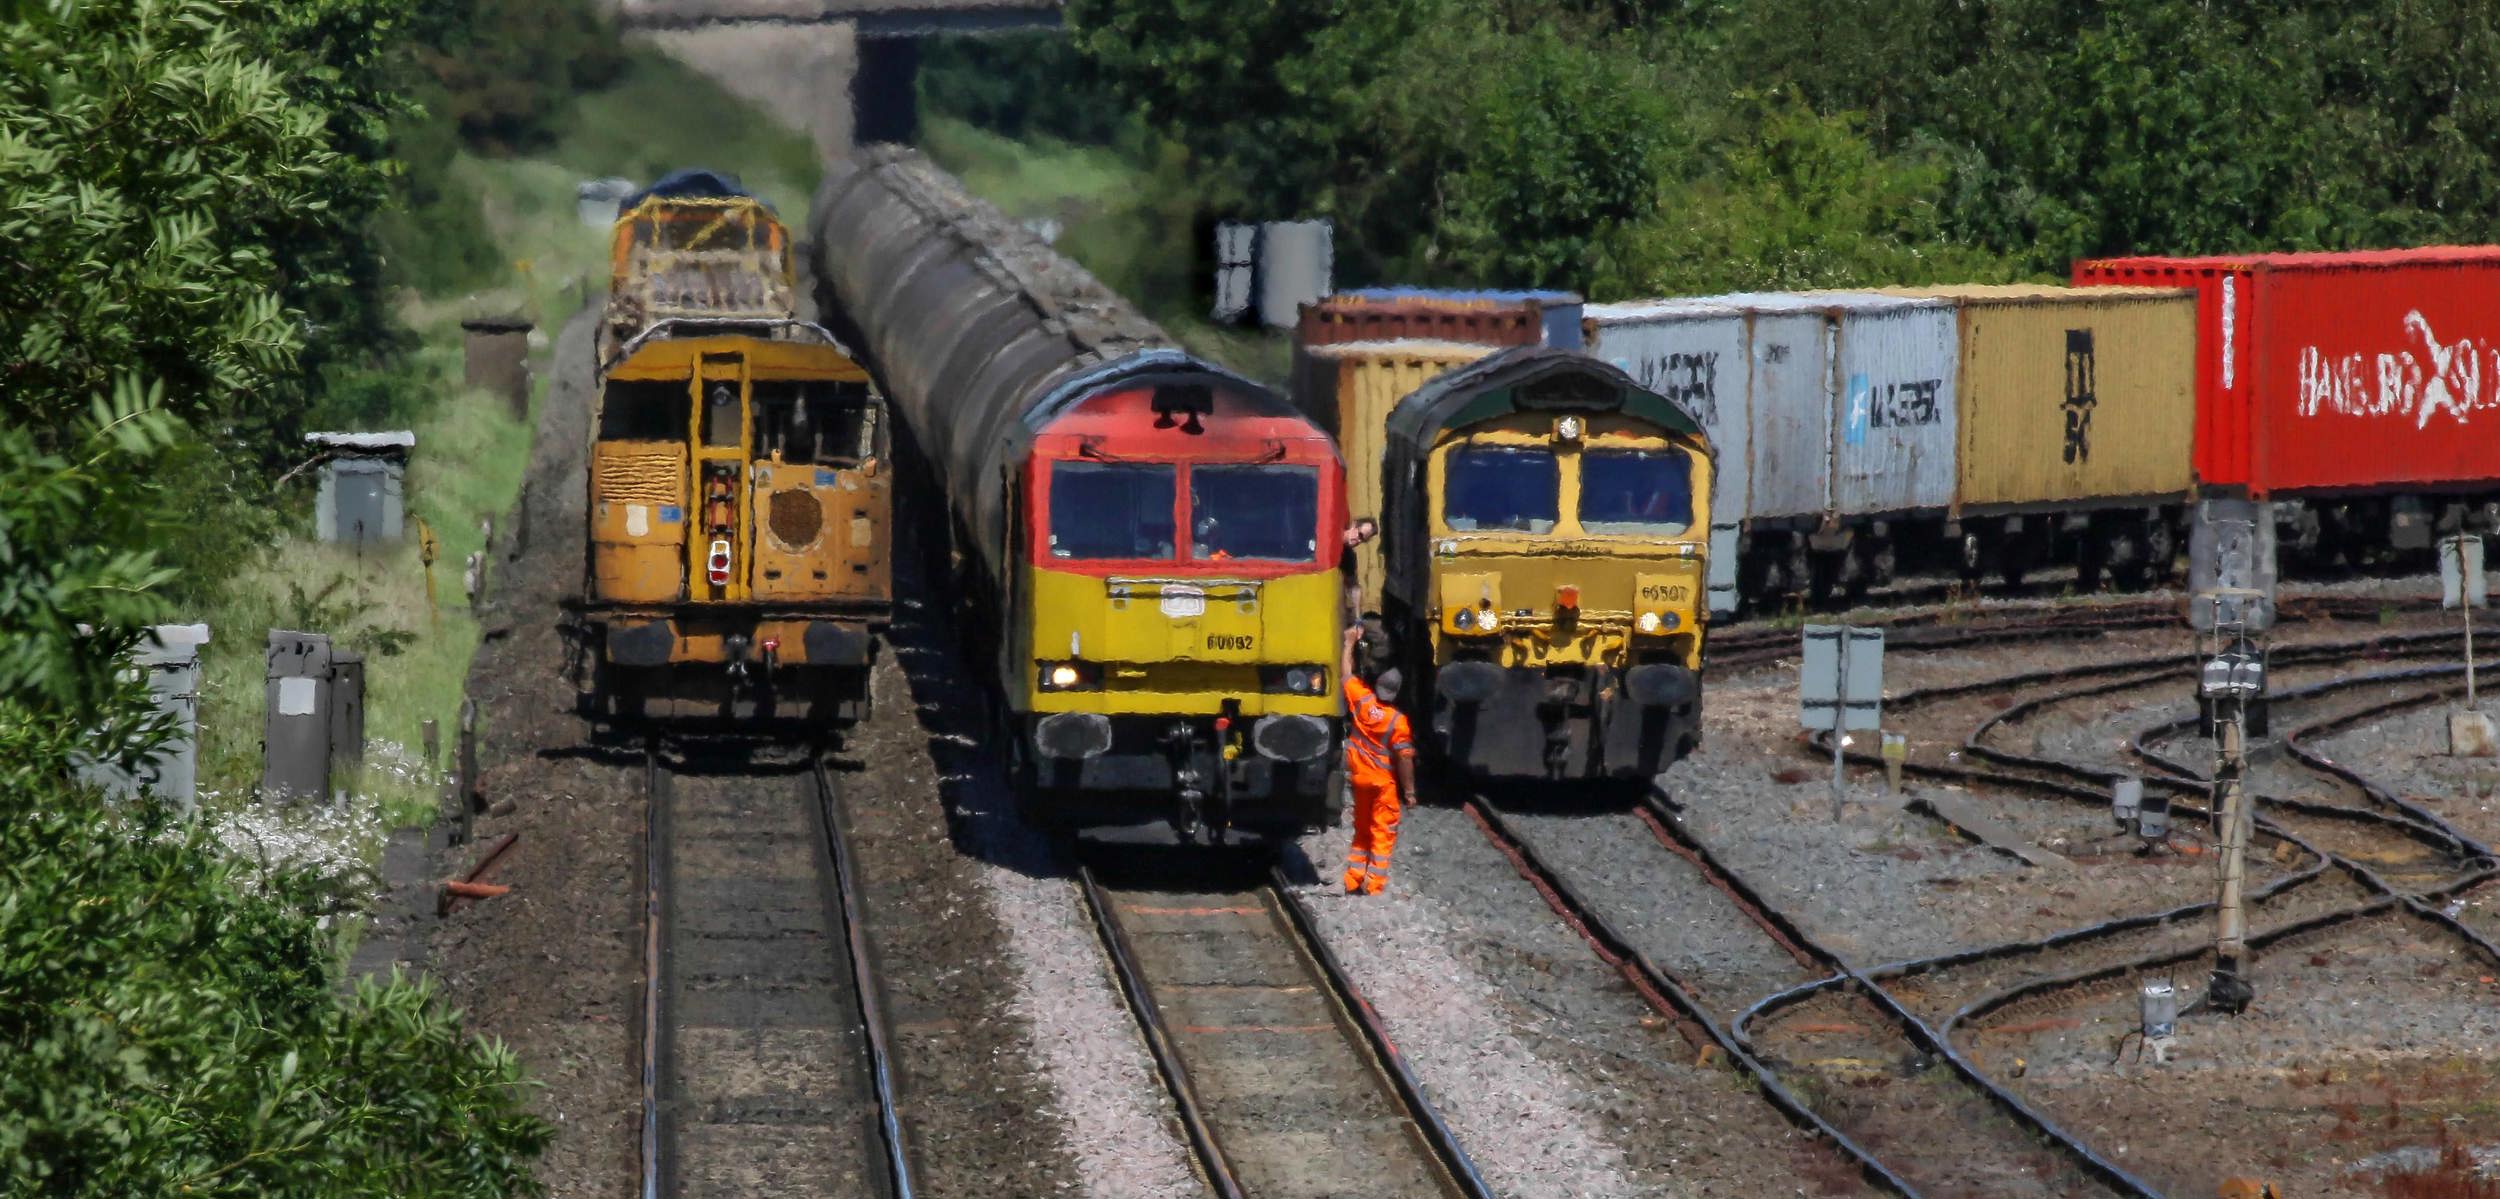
[1260, 665, 1327, 694]
[1040, 661, 1099, 691]
[1555, 415, 1584, 441]
[1454, 607, 1477, 631]
[1478, 608, 1501, 631]
[1637, 611, 1663, 634]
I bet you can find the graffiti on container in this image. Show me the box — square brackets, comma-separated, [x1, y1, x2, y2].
[1625, 351, 1720, 425]
[2063, 329, 2097, 464]
[2297, 311, 2500, 428]
[1843, 374, 1943, 445]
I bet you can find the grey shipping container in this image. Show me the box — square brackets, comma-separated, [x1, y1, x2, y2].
[1717, 295, 1836, 524]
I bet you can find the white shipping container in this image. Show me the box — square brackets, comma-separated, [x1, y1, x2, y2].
[1586, 301, 1750, 523]
[1589, 300, 1751, 615]
[1828, 295, 1958, 516]
[1718, 296, 1836, 523]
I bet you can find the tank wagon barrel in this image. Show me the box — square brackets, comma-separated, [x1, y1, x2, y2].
[809, 148, 1347, 845]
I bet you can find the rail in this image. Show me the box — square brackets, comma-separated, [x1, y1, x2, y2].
[638, 744, 914, 1199]
[1462, 797, 1927, 1197]
[1077, 862, 1485, 1199]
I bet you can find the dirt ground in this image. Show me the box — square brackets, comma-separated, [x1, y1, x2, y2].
[424, 309, 1097, 1199]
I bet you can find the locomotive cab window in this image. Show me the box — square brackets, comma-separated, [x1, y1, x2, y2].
[599, 379, 691, 442]
[1191, 464, 1318, 562]
[1579, 448, 1695, 535]
[1443, 447, 1558, 533]
[752, 380, 878, 465]
[700, 380, 742, 448]
[1049, 462, 1176, 560]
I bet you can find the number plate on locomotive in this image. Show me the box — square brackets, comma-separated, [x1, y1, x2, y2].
[1159, 585, 1207, 618]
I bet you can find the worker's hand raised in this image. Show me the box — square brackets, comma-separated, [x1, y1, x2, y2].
[1343, 625, 1364, 647]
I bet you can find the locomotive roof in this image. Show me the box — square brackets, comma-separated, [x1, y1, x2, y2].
[1021, 348, 1299, 435]
[619, 168, 762, 213]
[1382, 346, 1705, 451]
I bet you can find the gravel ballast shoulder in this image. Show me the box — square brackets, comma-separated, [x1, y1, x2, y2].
[876, 591, 1202, 1199]
[1298, 805, 1880, 1199]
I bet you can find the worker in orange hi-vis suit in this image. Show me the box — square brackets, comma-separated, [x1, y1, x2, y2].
[1339, 625, 1418, 895]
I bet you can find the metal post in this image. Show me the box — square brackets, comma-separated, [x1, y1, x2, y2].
[456, 698, 479, 844]
[2209, 698, 2255, 1013]
[2468, 592, 2478, 711]
[1829, 641, 1848, 820]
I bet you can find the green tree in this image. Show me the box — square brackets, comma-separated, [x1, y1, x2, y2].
[1397, 20, 1680, 288]
[1598, 96, 2021, 295]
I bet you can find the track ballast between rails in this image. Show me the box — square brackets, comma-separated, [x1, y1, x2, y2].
[639, 743, 914, 1199]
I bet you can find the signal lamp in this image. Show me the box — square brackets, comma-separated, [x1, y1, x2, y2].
[1556, 585, 1581, 610]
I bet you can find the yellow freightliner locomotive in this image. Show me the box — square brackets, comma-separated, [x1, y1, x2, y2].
[1377, 347, 1713, 782]
[580, 171, 891, 724]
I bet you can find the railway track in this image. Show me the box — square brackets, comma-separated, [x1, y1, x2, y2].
[1634, 625, 2500, 1192]
[640, 745, 912, 1199]
[1077, 859, 1489, 1199]
[1707, 590, 2434, 674]
[1800, 633, 2500, 1083]
[1464, 791, 2166, 1198]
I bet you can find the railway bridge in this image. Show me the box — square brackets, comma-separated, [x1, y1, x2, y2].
[599, 0, 1064, 154]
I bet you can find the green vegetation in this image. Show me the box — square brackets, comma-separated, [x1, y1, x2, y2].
[1, 716, 546, 1196]
[0, 0, 720, 1191]
[928, 1, 2500, 301]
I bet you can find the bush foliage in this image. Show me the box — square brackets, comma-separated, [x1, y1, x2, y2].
[0, 716, 548, 1198]
[1041, 0, 2500, 296]
[0, 3, 559, 1193]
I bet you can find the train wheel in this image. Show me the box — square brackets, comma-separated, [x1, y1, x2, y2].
[1807, 550, 1844, 608]
[2076, 527, 2109, 593]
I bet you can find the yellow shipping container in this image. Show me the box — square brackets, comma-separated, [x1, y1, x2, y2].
[1294, 339, 1492, 606]
[1887, 284, 2197, 511]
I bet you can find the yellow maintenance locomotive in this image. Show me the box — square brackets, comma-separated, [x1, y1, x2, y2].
[1377, 347, 1712, 782]
[580, 171, 891, 724]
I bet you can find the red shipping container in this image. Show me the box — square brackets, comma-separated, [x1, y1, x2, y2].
[2076, 247, 2500, 497]
[1297, 288, 1584, 350]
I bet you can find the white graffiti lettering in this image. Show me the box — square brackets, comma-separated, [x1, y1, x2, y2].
[2296, 310, 2500, 428]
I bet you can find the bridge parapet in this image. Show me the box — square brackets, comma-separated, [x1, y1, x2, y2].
[613, 0, 1061, 35]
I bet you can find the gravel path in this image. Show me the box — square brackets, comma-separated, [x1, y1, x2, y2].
[837, 620, 1094, 1198]
[1978, 912, 2500, 1196]
[1294, 805, 1878, 1199]
[1498, 805, 1822, 1026]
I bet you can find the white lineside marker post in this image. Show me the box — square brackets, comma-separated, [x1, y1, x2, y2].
[2443, 535, 2494, 756]
[1801, 625, 1884, 820]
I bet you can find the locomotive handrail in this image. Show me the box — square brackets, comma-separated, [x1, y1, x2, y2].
[601, 316, 855, 372]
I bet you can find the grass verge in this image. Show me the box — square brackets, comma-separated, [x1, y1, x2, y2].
[920, 115, 1293, 385]
[193, 45, 820, 831]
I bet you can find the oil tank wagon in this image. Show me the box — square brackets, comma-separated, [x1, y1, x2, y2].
[810, 148, 1347, 844]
